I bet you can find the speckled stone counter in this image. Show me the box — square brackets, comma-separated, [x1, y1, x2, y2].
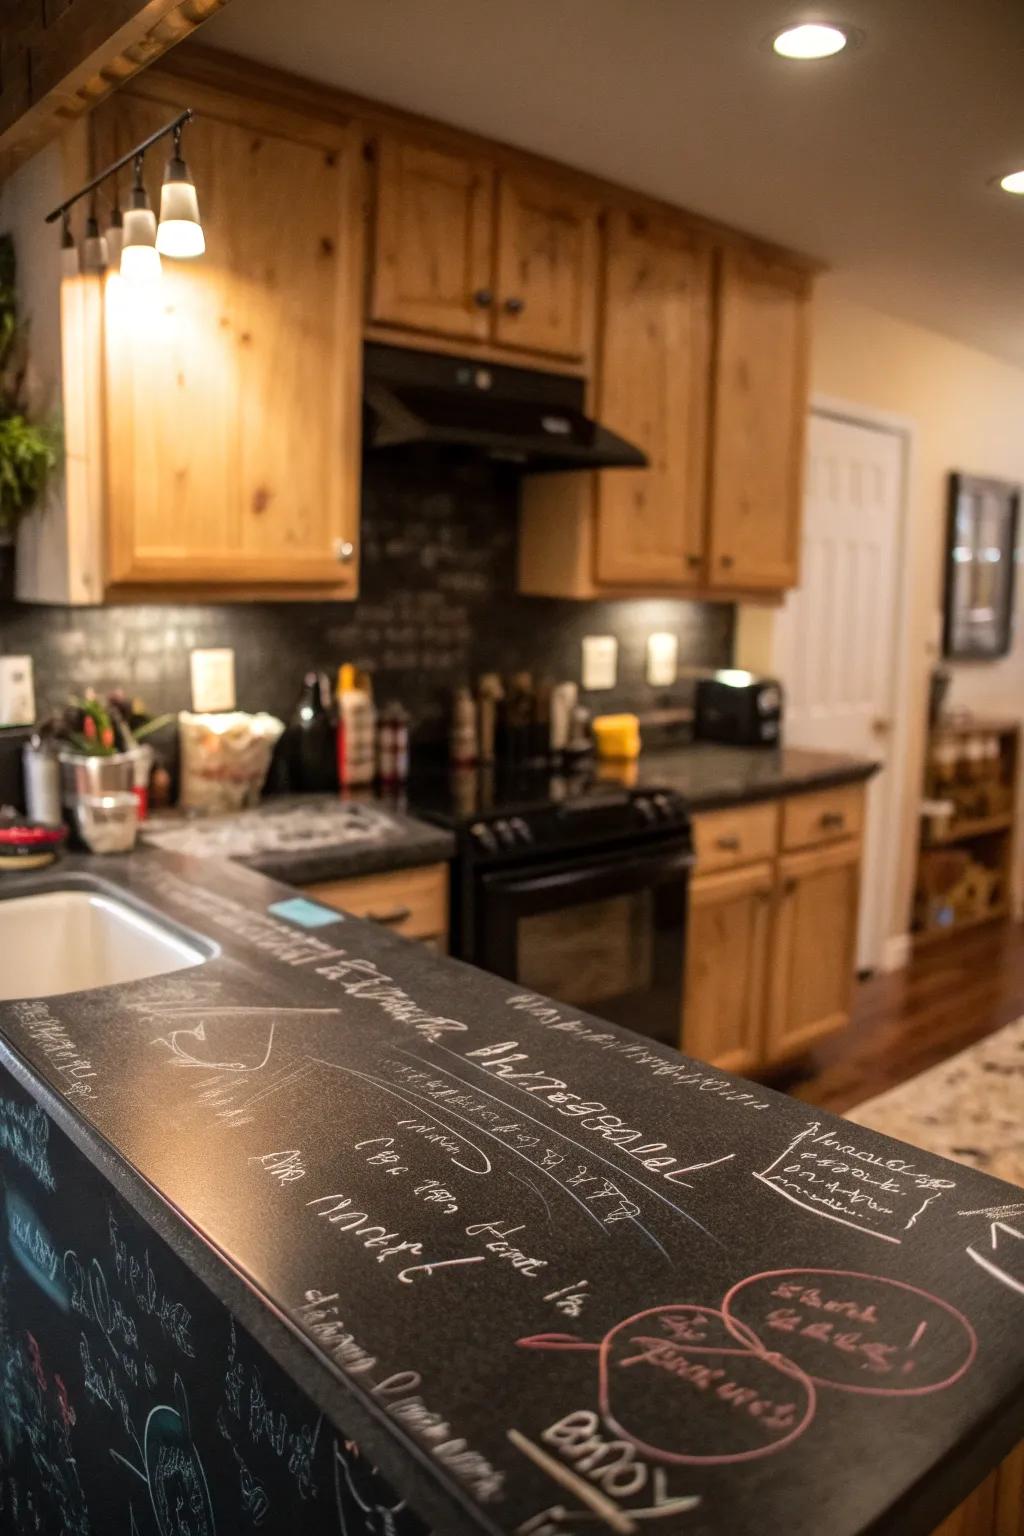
[638, 744, 878, 811]
[847, 1020, 1024, 1189]
[141, 793, 455, 884]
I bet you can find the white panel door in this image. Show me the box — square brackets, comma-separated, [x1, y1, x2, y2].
[776, 411, 905, 971]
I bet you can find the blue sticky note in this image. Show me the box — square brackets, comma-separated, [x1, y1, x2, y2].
[268, 897, 344, 928]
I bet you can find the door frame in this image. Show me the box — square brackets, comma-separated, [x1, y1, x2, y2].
[804, 392, 918, 972]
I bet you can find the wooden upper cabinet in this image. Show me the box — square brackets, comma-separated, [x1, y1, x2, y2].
[594, 209, 712, 586]
[493, 171, 599, 361]
[94, 82, 364, 592]
[708, 247, 811, 592]
[369, 134, 494, 342]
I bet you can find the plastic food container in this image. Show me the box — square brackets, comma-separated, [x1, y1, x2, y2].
[178, 711, 284, 814]
[592, 712, 642, 761]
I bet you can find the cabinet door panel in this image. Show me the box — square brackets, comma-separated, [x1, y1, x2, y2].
[370, 134, 494, 341]
[96, 89, 362, 589]
[684, 862, 773, 1075]
[765, 839, 860, 1066]
[595, 210, 711, 586]
[709, 247, 810, 592]
[494, 172, 598, 359]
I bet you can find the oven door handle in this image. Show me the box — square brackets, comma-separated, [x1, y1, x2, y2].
[481, 843, 693, 912]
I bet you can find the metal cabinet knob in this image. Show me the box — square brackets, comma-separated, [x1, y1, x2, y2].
[473, 288, 494, 308]
[720, 553, 735, 569]
[503, 296, 525, 314]
[687, 553, 702, 569]
[334, 539, 355, 564]
[820, 811, 846, 829]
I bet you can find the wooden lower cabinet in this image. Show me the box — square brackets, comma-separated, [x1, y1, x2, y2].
[764, 838, 861, 1066]
[302, 862, 449, 950]
[930, 1442, 1024, 1535]
[683, 790, 865, 1074]
[684, 862, 773, 1075]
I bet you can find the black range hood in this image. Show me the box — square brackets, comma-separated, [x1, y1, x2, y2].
[363, 342, 647, 474]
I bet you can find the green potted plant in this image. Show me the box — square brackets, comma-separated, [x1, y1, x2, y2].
[0, 232, 60, 599]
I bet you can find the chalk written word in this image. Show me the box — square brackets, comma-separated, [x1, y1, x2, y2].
[252, 1148, 307, 1186]
[753, 1121, 956, 1243]
[519, 1305, 816, 1467]
[721, 1269, 977, 1397]
[292, 1293, 505, 1505]
[465, 1043, 736, 1190]
[223, 1317, 321, 1501]
[152, 875, 468, 1043]
[354, 1137, 459, 1213]
[0, 1097, 56, 1190]
[107, 1210, 195, 1359]
[465, 1220, 548, 1277]
[531, 1411, 702, 1523]
[545, 1279, 590, 1319]
[10, 1000, 98, 1100]
[967, 1220, 1024, 1298]
[505, 994, 770, 1110]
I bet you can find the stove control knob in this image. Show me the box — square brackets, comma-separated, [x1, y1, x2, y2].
[634, 796, 657, 824]
[494, 818, 516, 848]
[470, 821, 498, 853]
[509, 816, 534, 845]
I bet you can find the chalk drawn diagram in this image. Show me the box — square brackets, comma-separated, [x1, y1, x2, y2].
[333, 1439, 424, 1536]
[517, 1269, 977, 1471]
[111, 1373, 216, 1536]
[148, 1006, 339, 1074]
[752, 1121, 955, 1245]
[967, 1221, 1024, 1298]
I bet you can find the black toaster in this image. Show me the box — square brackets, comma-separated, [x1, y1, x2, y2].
[694, 672, 783, 747]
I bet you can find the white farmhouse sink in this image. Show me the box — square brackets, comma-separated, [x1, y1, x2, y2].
[0, 888, 207, 1001]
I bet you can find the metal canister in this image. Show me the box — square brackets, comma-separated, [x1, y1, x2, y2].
[22, 742, 62, 826]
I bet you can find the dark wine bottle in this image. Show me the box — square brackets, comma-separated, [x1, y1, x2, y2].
[290, 671, 339, 793]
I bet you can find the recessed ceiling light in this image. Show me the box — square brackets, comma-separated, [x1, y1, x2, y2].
[999, 170, 1024, 195]
[772, 22, 849, 59]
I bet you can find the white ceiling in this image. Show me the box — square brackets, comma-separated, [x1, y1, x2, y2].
[202, 0, 1024, 367]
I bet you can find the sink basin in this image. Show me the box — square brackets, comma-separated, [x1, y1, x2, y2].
[0, 887, 208, 1001]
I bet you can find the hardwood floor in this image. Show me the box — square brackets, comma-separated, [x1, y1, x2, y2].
[778, 916, 1024, 1114]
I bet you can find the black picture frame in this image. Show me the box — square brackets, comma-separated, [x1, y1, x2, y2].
[942, 471, 1020, 660]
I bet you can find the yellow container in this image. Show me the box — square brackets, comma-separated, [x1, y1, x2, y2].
[592, 712, 642, 760]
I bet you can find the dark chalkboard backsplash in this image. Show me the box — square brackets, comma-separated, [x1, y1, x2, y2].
[0, 454, 733, 741]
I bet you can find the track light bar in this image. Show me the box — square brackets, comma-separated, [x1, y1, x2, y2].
[44, 110, 195, 227]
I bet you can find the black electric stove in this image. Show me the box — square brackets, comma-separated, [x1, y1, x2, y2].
[408, 764, 693, 1045]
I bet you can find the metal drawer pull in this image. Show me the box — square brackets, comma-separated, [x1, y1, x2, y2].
[820, 811, 846, 829]
[367, 905, 413, 926]
[716, 835, 741, 851]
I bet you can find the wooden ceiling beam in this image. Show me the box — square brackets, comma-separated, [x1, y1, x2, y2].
[0, 0, 231, 182]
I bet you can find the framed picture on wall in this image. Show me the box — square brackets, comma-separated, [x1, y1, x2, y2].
[943, 472, 1021, 660]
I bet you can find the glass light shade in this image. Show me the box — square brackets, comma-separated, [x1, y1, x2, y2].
[999, 170, 1024, 194]
[60, 242, 80, 280]
[106, 224, 123, 269]
[82, 221, 109, 274]
[156, 161, 205, 258]
[120, 240, 162, 286]
[772, 22, 848, 58]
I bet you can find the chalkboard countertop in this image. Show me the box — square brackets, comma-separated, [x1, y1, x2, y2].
[1, 849, 1021, 1536]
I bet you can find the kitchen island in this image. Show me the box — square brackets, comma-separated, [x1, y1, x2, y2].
[0, 849, 1020, 1536]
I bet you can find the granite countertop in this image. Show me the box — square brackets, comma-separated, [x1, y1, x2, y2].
[0, 849, 1021, 1536]
[847, 1020, 1024, 1189]
[638, 744, 879, 811]
[141, 793, 455, 884]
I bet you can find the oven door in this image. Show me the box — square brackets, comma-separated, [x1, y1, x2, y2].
[473, 840, 691, 1046]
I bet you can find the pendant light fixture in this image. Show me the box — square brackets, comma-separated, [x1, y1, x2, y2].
[105, 200, 124, 270]
[44, 108, 201, 285]
[120, 154, 162, 286]
[81, 197, 109, 274]
[60, 211, 79, 279]
[156, 122, 205, 258]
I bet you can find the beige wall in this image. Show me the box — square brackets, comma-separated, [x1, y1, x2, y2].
[742, 279, 1024, 954]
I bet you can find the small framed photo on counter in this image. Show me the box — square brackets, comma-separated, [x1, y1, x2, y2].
[943, 471, 1020, 660]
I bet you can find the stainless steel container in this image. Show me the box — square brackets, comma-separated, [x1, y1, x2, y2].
[58, 750, 136, 804]
[23, 744, 62, 825]
[72, 791, 139, 854]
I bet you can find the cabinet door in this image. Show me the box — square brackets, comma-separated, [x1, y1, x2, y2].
[684, 862, 773, 1075]
[708, 247, 811, 592]
[96, 87, 363, 590]
[765, 839, 861, 1066]
[370, 133, 494, 341]
[594, 210, 712, 586]
[493, 171, 598, 359]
